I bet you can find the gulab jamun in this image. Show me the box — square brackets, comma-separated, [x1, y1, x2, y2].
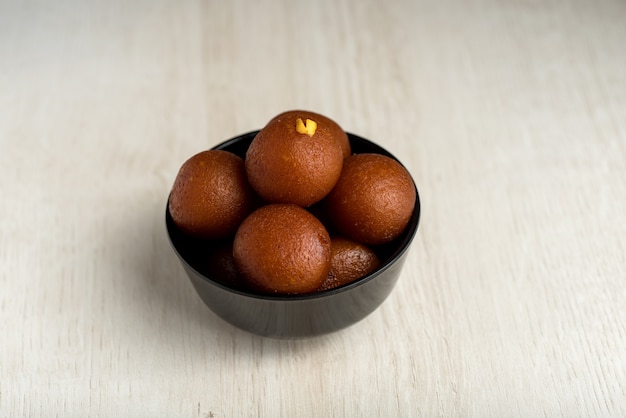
[168, 150, 255, 239]
[325, 153, 416, 245]
[245, 111, 344, 207]
[233, 204, 331, 294]
[318, 236, 381, 291]
[267, 110, 351, 158]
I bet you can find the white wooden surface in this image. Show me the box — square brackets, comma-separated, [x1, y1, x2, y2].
[2, 0, 625, 416]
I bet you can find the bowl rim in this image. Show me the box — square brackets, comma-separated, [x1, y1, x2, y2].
[166, 130, 421, 302]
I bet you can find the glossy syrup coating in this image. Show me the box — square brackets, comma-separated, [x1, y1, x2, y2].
[245, 111, 344, 207]
[168, 150, 255, 239]
[318, 236, 381, 291]
[325, 153, 416, 245]
[233, 204, 331, 294]
[267, 110, 351, 158]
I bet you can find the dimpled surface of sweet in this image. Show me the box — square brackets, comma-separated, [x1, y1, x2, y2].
[233, 204, 331, 294]
[326, 153, 416, 245]
[245, 111, 344, 207]
[168, 150, 255, 239]
[267, 110, 351, 158]
[318, 236, 381, 291]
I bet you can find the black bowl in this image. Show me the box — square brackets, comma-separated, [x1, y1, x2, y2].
[166, 131, 421, 338]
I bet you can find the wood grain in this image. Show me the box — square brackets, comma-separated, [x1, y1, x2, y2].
[1, 0, 625, 416]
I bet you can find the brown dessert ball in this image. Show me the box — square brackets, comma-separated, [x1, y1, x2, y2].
[318, 236, 381, 291]
[245, 111, 344, 207]
[169, 150, 255, 239]
[267, 110, 351, 158]
[325, 153, 416, 245]
[233, 204, 331, 294]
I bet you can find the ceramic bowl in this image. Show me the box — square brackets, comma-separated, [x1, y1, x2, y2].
[166, 131, 421, 338]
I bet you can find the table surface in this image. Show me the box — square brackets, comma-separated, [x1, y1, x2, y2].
[2, 0, 625, 416]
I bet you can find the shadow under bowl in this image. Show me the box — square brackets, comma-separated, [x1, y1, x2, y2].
[166, 131, 421, 338]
